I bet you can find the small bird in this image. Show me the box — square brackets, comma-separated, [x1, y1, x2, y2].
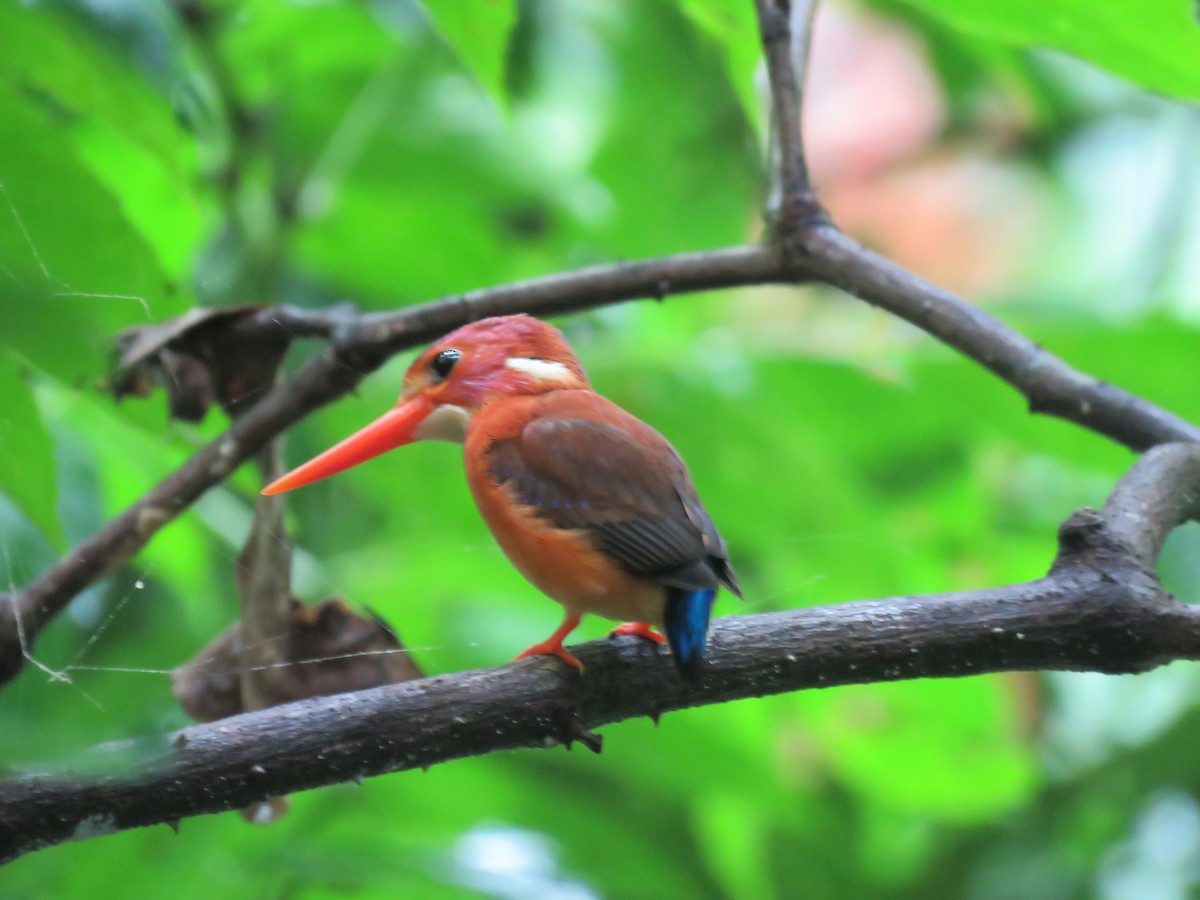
[264, 314, 740, 677]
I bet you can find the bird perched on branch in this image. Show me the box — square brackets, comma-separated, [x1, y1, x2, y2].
[264, 314, 740, 678]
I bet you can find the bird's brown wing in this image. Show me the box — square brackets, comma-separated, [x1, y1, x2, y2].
[485, 415, 740, 596]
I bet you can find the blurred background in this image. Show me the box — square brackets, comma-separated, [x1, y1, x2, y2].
[2, 0, 1200, 897]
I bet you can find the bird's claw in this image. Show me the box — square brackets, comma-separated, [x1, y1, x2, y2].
[515, 642, 585, 673]
[609, 621, 668, 645]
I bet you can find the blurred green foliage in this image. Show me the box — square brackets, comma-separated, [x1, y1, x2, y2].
[895, 0, 1200, 100]
[2, 1, 1199, 897]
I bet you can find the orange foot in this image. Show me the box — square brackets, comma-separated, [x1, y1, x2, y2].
[610, 621, 668, 645]
[515, 614, 584, 673]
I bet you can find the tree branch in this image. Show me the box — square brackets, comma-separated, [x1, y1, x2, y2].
[1101, 442, 1200, 565]
[3, 445, 1199, 863]
[335, 246, 793, 362]
[798, 227, 1200, 448]
[754, 0, 819, 212]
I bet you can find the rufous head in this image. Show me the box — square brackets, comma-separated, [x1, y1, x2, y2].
[263, 315, 588, 495]
[401, 314, 588, 412]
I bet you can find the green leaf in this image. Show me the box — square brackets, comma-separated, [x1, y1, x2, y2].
[895, 0, 1200, 99]
[588, 1, 763, 258]
[801, 678, 1038, 822]
[679, 0, 765, 129]
[419, 0, 518, 102]
[71, 122, 206, 284]
[0, 3, 187, 165]
[0, 353, 64, 548]
[692, 791, 775, 900]
[0, 85, 183, 382]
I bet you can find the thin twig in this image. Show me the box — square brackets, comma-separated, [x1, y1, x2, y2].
[3, 446, 1200, 862]
[238, 439, 294, 710]
[789, 0, 819, 132]
[754, 0, 819, 218]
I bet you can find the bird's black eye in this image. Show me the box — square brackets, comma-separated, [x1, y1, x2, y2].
[430, 348, 461, 381]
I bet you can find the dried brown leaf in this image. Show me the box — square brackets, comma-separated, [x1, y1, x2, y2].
[171, 599, 423, 724]
[112, 306, 290, 421]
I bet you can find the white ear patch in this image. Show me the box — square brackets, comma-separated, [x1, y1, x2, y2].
[505, 357, 574, 382]
[413, 404, 471, 444]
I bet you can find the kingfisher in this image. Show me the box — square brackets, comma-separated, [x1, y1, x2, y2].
[264, 314, 740, 678]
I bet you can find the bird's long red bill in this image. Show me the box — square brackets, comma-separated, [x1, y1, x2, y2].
[262, 396, 433, 495]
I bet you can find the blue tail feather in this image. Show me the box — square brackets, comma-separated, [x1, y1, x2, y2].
[664, 588, 716, 680]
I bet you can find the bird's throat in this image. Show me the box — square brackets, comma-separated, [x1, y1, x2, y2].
[414, 403, 471, 444]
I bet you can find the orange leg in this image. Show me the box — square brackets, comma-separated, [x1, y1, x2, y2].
[515, 613, 584, 672]
[610, 621, 667, 645]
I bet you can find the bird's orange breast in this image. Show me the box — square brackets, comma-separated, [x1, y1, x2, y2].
[463, 394, 666, 624]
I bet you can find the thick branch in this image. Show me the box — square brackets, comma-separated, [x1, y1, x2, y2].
[3, 452, 1199, 863]
[2, 448, 1197, 860]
